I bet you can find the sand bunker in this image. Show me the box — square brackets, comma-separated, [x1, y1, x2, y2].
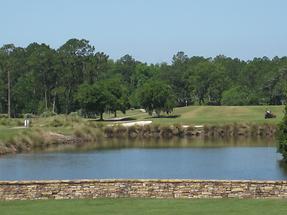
[121, 121, 152, 127]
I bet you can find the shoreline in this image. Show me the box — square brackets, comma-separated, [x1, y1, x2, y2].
[0, 123, 278, 156]
[103, 123, 277, 138]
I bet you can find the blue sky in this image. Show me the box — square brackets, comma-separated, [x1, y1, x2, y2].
[1, 0, 287, 63]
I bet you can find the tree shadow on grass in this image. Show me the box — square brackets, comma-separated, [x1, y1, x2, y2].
[91, 117, 137, 122]
[147, 114, 181, 119]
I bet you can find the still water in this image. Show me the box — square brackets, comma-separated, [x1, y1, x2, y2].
[0, 138, 286, 180]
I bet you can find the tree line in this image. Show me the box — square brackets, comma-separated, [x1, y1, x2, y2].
[0, 38, 287, 118]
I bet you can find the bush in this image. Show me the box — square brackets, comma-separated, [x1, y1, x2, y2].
[103, 126, 115, 137]
[277, 105, 287, 161]
[160, 125, 173, 137]
[222, 87, 249, 105]
[73, 126, 97, 141]
[0, 118, 23, 127]
[41, 111, 57, 117]
[49, 118, 64, 127]
[137, 80, 176, 116]
[0, 114, 8, 119]
[69, 111, 81, 118]
[23, 113, 35, 119]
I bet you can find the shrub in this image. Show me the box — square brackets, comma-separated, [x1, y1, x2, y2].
[277, 105, 287, 161]
[172, 124, 184, 136]
[141, 125, 152, 137]
[103, 126, 115, 137]
[221, 87, 249, 105]
[160, 125, 173, 137]
[23, 113, 34, 119]
[49, 118, 64, 127]
[128, 125, 139, 137]
[185, 126, 196, 136]
[41, 111, 57, 118]
[0, 118, 23, 127]
[114, 125, 127, 137]
[0, 114, 8, 119]
[73, 126, 97, 141]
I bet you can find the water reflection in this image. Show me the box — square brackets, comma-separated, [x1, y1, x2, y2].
[67, 136, 276, 152]
[0, 137, 286, 181]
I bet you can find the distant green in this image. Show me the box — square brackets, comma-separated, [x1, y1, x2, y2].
[105, 105, 284, 125]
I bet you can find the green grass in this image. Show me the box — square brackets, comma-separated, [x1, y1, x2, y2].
[0, 115, 81, 141]
[0, 199, 286, 215]
[0, 127, 24, 140]
[105, 105, 284, 125]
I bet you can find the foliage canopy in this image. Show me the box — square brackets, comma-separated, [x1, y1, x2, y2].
[1, 39, 287, 118]
[137, 80, 175, 116]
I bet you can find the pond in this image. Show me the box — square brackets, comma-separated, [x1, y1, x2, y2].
[0, 138, 286, 181]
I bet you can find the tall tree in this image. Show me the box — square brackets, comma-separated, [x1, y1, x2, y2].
[101, 77, 129, 117]
[76, 83, 111, 120]
[115, 54, 138, 88]
[84, 52, 109, 84]
[137, 80, 175, 116]
[26, 43, 57, 112]
[58, 39, 95, 113]
[0, 44, 17, 117]
[187, 61, 227, 105]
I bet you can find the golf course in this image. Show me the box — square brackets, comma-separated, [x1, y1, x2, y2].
[0, 105, 283, 144]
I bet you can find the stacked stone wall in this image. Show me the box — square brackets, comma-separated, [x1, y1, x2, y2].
[1, 179, 287, 200]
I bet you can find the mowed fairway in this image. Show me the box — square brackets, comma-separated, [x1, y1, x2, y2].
[106, 106, 285, 125]
[0, 199, 286, 215]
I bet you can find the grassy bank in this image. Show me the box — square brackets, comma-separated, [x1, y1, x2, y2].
[0, 123, 277, 155]
[103, 123, 277, 138]
[0, 199, 286, 215]
[0, 105, 283, 155]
